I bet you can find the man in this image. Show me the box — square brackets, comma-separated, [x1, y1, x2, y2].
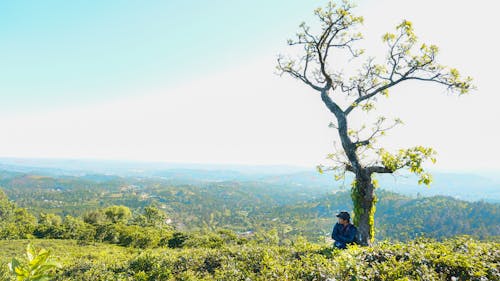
[332, 211, 357, 249]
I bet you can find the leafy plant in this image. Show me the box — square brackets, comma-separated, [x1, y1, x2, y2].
[8, 243, 60, 281]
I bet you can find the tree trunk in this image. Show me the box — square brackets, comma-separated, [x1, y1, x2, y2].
[319, 90, 377, 245]
[351, 169, 376, 246]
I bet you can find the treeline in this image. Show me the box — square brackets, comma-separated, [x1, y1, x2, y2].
[0, 189, 278, 249]
[1, 189, 174, 248]
[376, 194, 500, 240]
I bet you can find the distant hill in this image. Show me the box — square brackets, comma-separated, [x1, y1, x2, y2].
[262, 190, 500, 241]
[376, 172, 500, 203]
[1, 158, 498, 202]
[0, 157, 308, 177]
[0, 166, 498, 242]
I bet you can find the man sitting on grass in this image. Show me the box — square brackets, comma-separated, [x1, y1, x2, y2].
[332, 211, 357, 249]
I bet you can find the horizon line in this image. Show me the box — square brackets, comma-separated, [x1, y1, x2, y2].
[0, 156, 499, 175]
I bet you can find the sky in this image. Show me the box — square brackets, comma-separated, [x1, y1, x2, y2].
[1, 0, 499, 172]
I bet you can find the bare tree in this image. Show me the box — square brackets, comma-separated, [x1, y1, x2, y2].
[277, 1, 473, 245]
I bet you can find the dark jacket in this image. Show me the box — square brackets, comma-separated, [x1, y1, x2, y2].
[332, 222, 357, 249]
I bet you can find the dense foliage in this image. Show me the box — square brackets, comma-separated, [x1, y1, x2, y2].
[0, 189, 37, 239]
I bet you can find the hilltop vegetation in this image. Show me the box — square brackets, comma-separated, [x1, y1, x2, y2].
[0, 169, 498, 242]
[1, 170, 499, 280]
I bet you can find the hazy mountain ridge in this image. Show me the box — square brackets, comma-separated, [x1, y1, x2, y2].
[1, 158, 498, 202]
[0, 162, 498, 242]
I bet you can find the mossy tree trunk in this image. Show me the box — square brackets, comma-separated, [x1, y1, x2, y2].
[351, 170, 377, 246]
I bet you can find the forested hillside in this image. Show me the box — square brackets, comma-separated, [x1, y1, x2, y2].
[1, 169, 498, 242]
[1, 190, 499, 280]
[1, 170, 499, 280]
[261, 191, 499, 241]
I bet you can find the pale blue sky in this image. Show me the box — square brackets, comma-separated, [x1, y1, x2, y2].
[0, 0, 325, 112]
[1, 0, 499, 171]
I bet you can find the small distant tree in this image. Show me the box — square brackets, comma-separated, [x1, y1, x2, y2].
[103, 205, 132, 224]
[277, 1, 473, 245]
[62, 215, 95, 242]
[142, 206, 169, 228]
[34, 213, 63, 239]
[82, 210, 107, 225]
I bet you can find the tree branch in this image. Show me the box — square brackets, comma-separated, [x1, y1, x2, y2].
[277, 57, 323, 92]
[367, 166, 393, 174]
[345, 77, 403, 115]
[353, 117, 401, 148]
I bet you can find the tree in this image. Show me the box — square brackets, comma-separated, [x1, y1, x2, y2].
[0, 189, 37, 239]
[61, 215, 95, 241]
[103, 205, 132, 224]
[34, 213, 63, 238]
[82, 210, 107, 225]
[0, 189, 15, 220]
[277, 1, 472, 245]
[134, 205, 169, 228]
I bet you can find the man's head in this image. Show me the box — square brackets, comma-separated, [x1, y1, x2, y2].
[336, 211, 350, 225]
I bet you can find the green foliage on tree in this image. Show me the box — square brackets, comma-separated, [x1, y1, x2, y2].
[60, 215, 95, 242]
[102, 205, 132, 224]
[132, 205, 170, 228]
[0, 189, 37, 239]
[33, 213, 63, 239]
